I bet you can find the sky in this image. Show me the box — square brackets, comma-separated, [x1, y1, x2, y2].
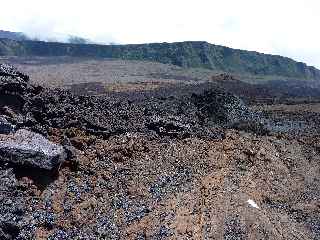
[1, 0, 320, 68]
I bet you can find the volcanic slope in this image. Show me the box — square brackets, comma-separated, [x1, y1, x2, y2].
[0, 64, 319, 239]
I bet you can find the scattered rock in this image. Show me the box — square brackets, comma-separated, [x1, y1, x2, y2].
[211, 73, 238, 82]
[146, 116, 191, 138]
[0, 168, 27, 240]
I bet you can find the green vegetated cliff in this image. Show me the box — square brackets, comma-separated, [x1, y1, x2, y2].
[0, 38, 319, 80]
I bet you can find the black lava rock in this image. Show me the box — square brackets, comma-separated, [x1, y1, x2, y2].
[0, 116, 15, 134]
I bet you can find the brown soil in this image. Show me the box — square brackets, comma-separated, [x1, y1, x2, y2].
[39, 130, 319, 239]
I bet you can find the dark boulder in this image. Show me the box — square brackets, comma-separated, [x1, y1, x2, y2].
[0, 64, 30, 93]
[191, 88, 256, 126]
[0, 129, 66, 170]
[0, 64, 32, 112]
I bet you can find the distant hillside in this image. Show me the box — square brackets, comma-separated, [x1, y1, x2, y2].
[0, 30, 28, 41]
[0, 30, 93, 44]
[0, 38, 319, 80]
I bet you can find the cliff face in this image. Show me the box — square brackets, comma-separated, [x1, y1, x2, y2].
[1, 38, 319, 80]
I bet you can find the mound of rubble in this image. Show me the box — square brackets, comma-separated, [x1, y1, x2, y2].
[0, 64, 319, 239]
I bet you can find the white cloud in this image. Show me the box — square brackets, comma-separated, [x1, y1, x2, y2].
[0, 0, 319, 68]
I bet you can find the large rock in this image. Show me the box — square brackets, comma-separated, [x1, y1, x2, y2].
[0, 129, 66, 170]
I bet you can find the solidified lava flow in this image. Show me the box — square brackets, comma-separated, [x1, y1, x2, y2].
[0, 64, 319, 239]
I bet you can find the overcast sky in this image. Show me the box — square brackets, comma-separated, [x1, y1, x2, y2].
[1, 0, 319, 68]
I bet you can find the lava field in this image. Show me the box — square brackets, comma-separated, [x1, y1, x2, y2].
[0, 64, 319, 239]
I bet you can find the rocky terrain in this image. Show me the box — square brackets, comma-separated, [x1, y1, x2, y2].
[2, 56, 320, 102]
[0, 63, 319, 239]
